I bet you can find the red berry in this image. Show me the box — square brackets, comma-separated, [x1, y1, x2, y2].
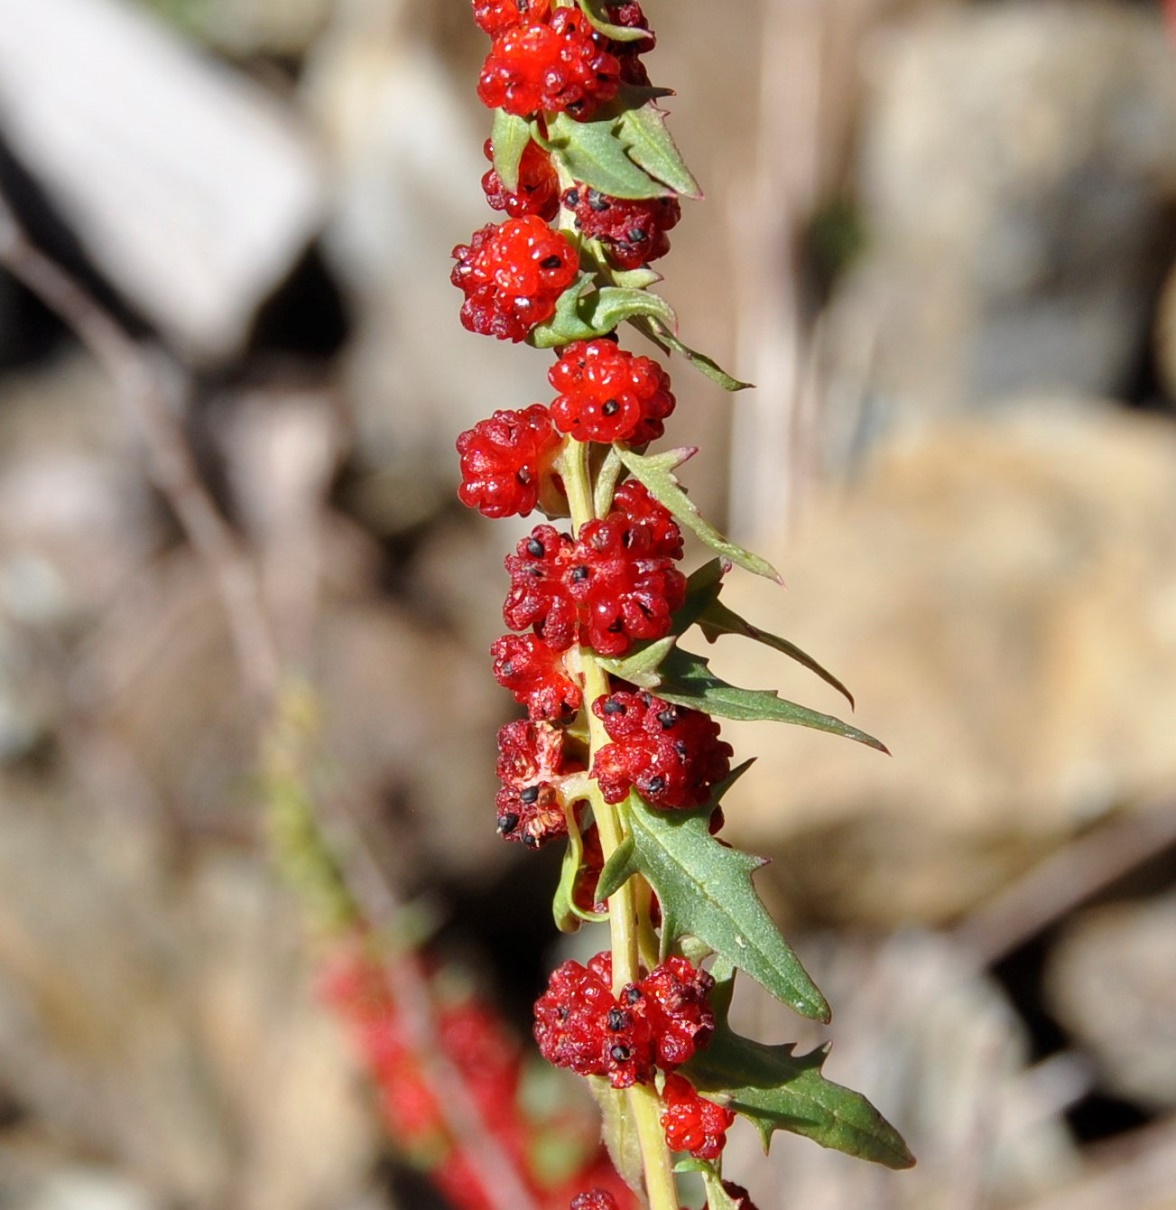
[605, 2, 655, 85]
[549, 339, 676, 444]
[481, 137, 561, 220]
[472, 0, 551, 37]
[478, 9, 620, 119]
[495, 719, 580, 847]
[570, 1193, 619, 1210]
[503, 516, 685, 656]
[456, 404, 562, 518]
[611, 480, 683, 559]
[660, 1073, 735, 1160]
[451, 217, 579, 342]
[491, 633, 582, 721]
[563, 186, 680, 270]
[592, 691, 733, 809]
[534, 956, 657, 1088]
[641, 956, 717, 1067]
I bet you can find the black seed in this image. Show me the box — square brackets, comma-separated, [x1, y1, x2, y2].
[588, 189, 610, 212]
[625, 986, 643, 1004]
[639, 693, 653, 707]
[608, 618, 624, 632]
[541, 255, 563, 269]
[627, 228, 648, 243]
[602, 399, 619, 417]
[527, 537, 545, 557]
[523, 833, 540, 848]
[498, 813, 520, 835]
[607, 1007, 628, 1032]
[516, 467, 532, 484]
[557, 1005, 569, 1022]
[647, 775, 666, 795]
[565, 188, 580, 208]
[610, 1044, 632, 1062]
[500, 660, 516, 678]
[571, 565, 589, 582]
[657, 708, 677, 729]
[675, 740, 689, 756]
[603, 698, 626, 715]
[520, 785, 540, 804]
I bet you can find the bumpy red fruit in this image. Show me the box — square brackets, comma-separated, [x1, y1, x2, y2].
[481, 138, 561, 220]
[503, 518, 685, 656]
[495, 719, 578, 847]
[570, 1192, 619, 1210]
[660, 1073, 735, 1160]
[549, 339, 676, 444]
[563, 186, 681, 270]
[457, 405, 562, 519]
[491, 633, 582, 721]
[472, 0, 551, 37]
[641, 956, 717, 1066]
[478, 10, 620, 119]
[605, 1, 655, 85]
[611, 480, 683, 559]
[451, 217, 579, 342]
[592, 691, 733, 809]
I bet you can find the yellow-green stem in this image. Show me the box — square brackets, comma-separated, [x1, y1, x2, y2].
[561, 437, 679, 1210]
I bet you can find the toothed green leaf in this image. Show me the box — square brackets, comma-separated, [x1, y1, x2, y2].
[616, 92, 702, 199]
[653, 647, 889, 752]
[530, 281, 677, 348]
[615, 447, 782, 581]
[642, 318, 752, 391]
[698, 598, 855, 709]
[597, 785, 831, 1021]
[491, 109, 532, 192]
[548, 110, 668, 200]
[685, 983, 915, 1170]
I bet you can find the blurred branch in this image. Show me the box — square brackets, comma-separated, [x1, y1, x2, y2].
[953, 801, 1176, 966]
[0, 188, 281, 706]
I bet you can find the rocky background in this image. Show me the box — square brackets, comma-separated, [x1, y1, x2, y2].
[0, 0, 1175, 1207]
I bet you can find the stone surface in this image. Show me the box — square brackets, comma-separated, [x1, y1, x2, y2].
[714, 399, 1176, 924]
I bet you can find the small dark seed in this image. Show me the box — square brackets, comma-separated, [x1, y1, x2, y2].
[675, 740, 689, 757]
[657, 708, 678, 729]
[516, 468, 532, 484]
[603, 698, 626, 715]
[588, 190, 611, 212]
[627, 228, 648, 243]
[527, 537, 545, 557]
[625, 986, 643, 1004]
[610, 1044, 632, 1062]
[523, 833, 540, 848]
[520, 785, 540, 804]
[647, 775, 666, 795]
[607, 1007, 628, 1032]
[607, 618, 624, 633]
[498, 812, 520, 834]
[540, 255, 563, 269]
[500, 660, 516, 678]
[557, 1005, 569, 1022]
[565, 189, 580, 208]
[571, 565, 589, 582]
[639, 693, 653, 707]
[602, 399, 619, 417]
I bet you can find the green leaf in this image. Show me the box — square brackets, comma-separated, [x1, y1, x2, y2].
[529, 274, 602, 348]
[684, 992, 915, 1169]
[592, 287, 677, 333]
[641, 318, 752, 392]
[616, 95, 702, 199]
[588, 1077, 647, 1195]
[698, 598, 855, 710]
[597, 786, 831, 1021]
[552, 808, 606, 932]
[491, 109, 532, 192]
[654, 648, 889, 753]
[548, 110, 667, 200]
[576, 0, 651, 40]
[597, 635, 678, 689]
[610, 265, 662, 291]
[615, 447, 782, 581]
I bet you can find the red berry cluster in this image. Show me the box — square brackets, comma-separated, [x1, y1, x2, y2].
[477, 8, 621, 120]
[563, 187, 681, 270]
[533, 952, 716, 1089]
[502, 492, 686, 656]
[495, 718, 583, 847]
[456, 404, 562, 518]
[549, 339, 676, 444]
[452, 216, 579, 342]
[592, 690, 734, 809]
[492, 633, 582, 721]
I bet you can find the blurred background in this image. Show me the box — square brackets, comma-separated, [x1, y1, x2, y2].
[0, 0, 1175, 1207]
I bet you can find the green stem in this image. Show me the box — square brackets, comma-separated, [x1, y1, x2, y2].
[562, 436, 679, 1210]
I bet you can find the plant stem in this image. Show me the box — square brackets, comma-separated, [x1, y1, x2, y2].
[562, 437, 679, 1210]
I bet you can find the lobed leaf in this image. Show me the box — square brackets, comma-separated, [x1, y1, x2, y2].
[653, 647, 889, 752]
[615, 447, 782, 581]
[616, 95, 702, 199]
[597, 786, 831, 1021]
[547, 110, 668, 200]
[698, 598, 855, 709]
[684, 989, 915, 1170]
